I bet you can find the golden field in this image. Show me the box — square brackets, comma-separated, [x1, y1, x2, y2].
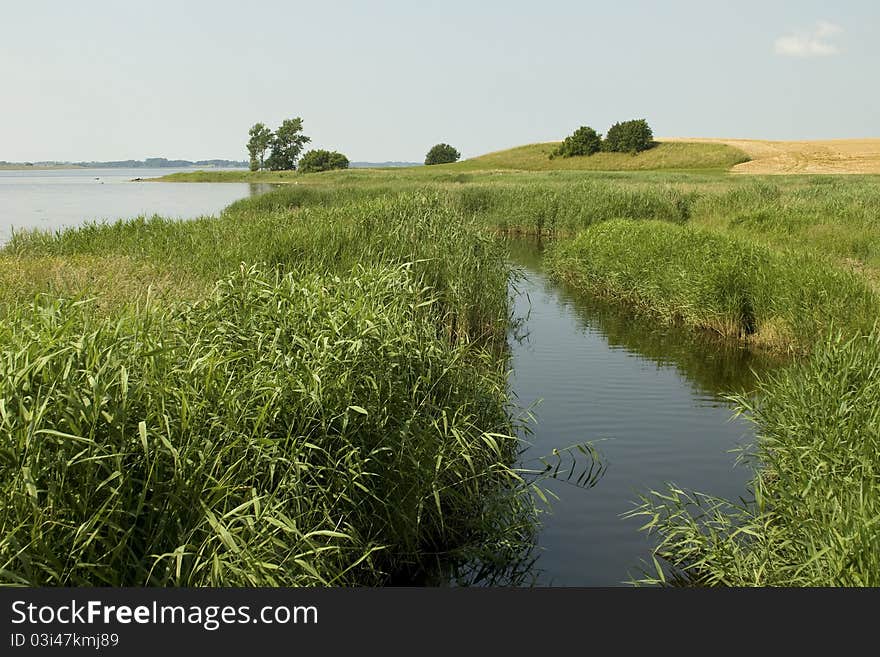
[663, 137, 880, 174]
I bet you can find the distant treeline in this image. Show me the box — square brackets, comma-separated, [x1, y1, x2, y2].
[0, 156, 420, 170]
[0, 158, 248, 168]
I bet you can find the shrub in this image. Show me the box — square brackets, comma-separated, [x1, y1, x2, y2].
[603, 119, 654, 154]
[425, 143, 461, 166]
[298, 149, 350, 174]
[550, 126, 602, 159]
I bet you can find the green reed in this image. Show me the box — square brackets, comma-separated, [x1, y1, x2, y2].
[546, 219, 879, 354]
[627, 331, 880, 586]
[0, 262, 540, 585]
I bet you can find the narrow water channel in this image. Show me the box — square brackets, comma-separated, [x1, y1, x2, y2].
[507, 239, 775, 585]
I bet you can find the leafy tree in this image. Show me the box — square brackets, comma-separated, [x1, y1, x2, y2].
[266, 117, 311, 171]
[550, 126, 602, 159]
[247, 123, 273, 171]
[298, 149, 350, 173]
[603, 119, 654, 154]
[425, 143, 460, 165]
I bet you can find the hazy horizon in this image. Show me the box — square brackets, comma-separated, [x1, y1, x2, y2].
[3, 1, 878, 162]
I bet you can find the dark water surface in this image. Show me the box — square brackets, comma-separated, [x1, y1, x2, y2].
[507, 240, 775, 585]
[0, 168, 272, 243]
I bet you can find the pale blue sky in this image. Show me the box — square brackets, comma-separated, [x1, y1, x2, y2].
[1, 1, 877, 161]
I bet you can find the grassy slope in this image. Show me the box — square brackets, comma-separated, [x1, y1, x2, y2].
[453, 141, 750, 172]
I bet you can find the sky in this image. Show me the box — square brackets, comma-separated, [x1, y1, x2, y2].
[1, 1, 878, 162]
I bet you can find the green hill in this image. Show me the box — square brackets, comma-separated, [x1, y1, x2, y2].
[449, 140, 750, 172]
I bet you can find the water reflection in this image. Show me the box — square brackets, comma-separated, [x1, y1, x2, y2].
[504, 237, 777, 585]
[507, 237, 779, 397]
[248, 182, 281, 197]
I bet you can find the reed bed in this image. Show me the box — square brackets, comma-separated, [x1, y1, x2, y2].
[545, 219, 879, 354]
[453, 182, 692, 234]
[692, 177, 880, 272]
[0, 192, 535, 585]
[155, 170, 880, 275]
[5, 193, 510, 343]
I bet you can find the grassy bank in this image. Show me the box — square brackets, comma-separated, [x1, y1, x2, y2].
[0, 192, 537, 585]
[454, 181, 693, 234]
[156, 160, 880, 285]
[184, 173, 880, 280]
[454, 176, 880, 277]
[4, 192, 511, 339]
[545, 220, 879, 354]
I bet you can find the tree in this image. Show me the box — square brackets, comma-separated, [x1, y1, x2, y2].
[298, 149, 350, 173]
[425, 143, 460, 165]
[550, 126, 602, 159]
[247, 123, 273, 171]
[265, 117, 311, 171]
[603, 119, 654, 154]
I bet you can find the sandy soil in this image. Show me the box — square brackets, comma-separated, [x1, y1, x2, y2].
[660, 137, 880, 174]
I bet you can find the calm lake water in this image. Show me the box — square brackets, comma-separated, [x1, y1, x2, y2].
[507, 240, 774, 585]
[0, 168, 270, 243]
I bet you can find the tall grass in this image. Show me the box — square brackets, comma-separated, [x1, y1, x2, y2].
[453, 182, 692, 234]
[546, 219, 879, 353]
[628, 331, 880, 586]
[152, 168, 880, 278]
[5, 193, 511, 343]
[692, 177, 880, 274]
[0, 191, 537, 585]
[0, 265, 538, 585]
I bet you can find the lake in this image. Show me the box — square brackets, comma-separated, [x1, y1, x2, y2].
[0, 168, 270, 243]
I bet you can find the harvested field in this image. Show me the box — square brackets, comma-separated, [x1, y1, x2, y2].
[662, 137, 880, 174]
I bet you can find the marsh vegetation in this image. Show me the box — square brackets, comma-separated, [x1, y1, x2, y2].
[4, 147, 880, 585]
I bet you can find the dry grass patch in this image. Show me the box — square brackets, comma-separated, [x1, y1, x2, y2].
[0, 254, 204, 312]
